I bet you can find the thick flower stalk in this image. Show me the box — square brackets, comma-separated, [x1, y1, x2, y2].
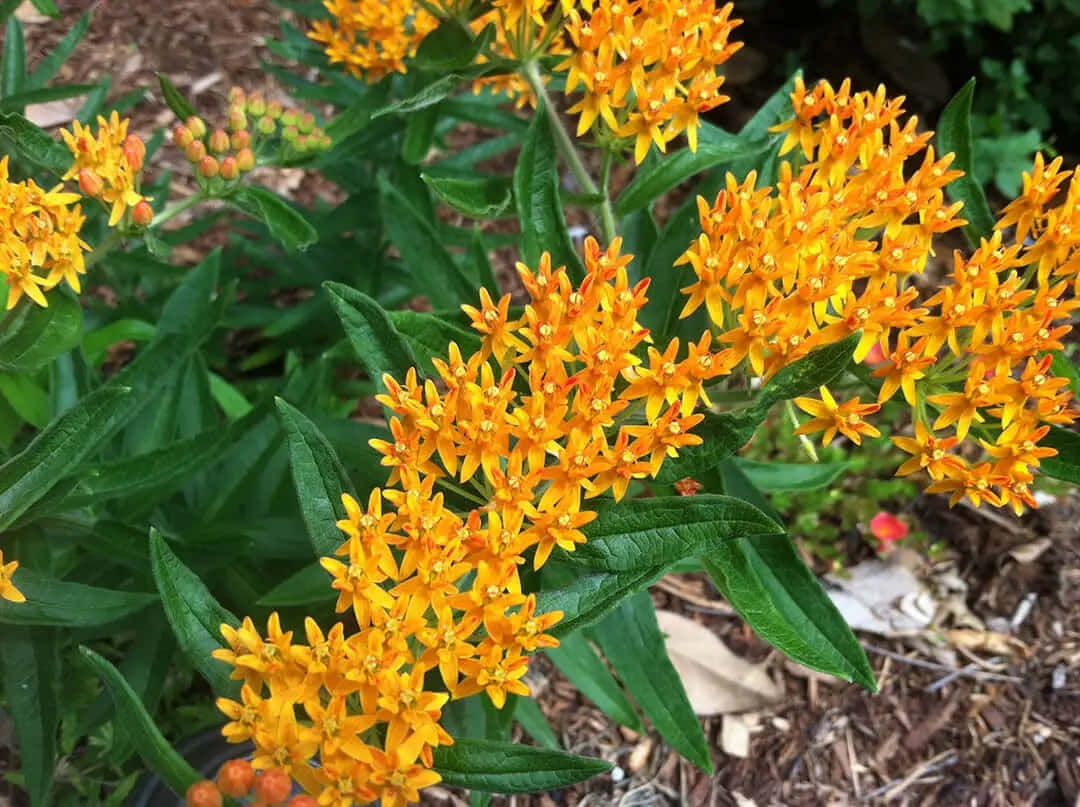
[557, 0, 743, 162]
[62, 111, 149, 227]
[213, 238, 724, 805]
[679, 77, 1078, 512]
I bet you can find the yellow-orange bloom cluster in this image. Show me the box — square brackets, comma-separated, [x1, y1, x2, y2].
[214, 238, 721, 805]
[308, 0, 440, 82]
[678, 77, 1077, 512]
[62, 112, 148, 227]
[0, 156, 88, 310]
[558, 0, 743, 162]
[0, 549, 25, 603]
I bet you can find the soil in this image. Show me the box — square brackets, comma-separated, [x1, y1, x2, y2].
[13, 1, 1080, 806]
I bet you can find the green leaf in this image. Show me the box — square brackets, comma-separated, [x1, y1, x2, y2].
[325, 282, 420, 391]
[0, 288, 82, 372]
[277, 398, 356, 557]
[0, 627, 59, 807]
[28, 10, 91, 87]
[1041, 424, 1080, 485]
[538, 563, 668, 638]
[257, 561, 331, 606]
[83, 318, 157, 367]
[0, 111, 72, 173]
[79, 647, 201, 796]
[514, 101, 585, 283]
[656, 334, 859, 484]
[637, 194, 701, 340]
[514, 696, 560, 749]
[0, 386, 130, 530]
[432, 738, 611, 793]
[413, 19, 490, 71]
[465, 225, 500, 295]
[0, 83, 97, 112]
[702, 536, 876, 690]
[386, 309, 483, 375]
[28, 0, 58, 17]
[148, 529, 240, 697]
[156, 72, 196, 121]
[0, 371, 49, 427]
[615, 137, 770, 215]
[231, 186, 318, 251]
[423, 173, 513, 219]
[2, 17, 26, 98]
[377, 174, 476, 308]
[592, 592, 712, 773]
[1051, 352, 1079, 396]
[568, 494, 784, 571]
[402, 102, 439, 164]
[0, 568, 154, 627]
[546, 632, 642, 730]
[209, 372, 254, 419]
[936, 78, 995, 244]
[732, 458, 850, 492]
[372, 73, 467, 117]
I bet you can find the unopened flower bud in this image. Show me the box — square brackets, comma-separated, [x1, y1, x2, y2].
[132, 199, 154, 226]
[228, 109, 247, 132]
[235, 148, 255, 172]
[78, 168, 104, 197]
[287, 797, 319, 807]
[184, 140, 207, 163]
[173, 124, 193, 148]
[231, 129, 251, 150]
[228, 86, 246, 105]
[298, 112, 315, 134]
[186, 115, 207, 139]
[246, 92, 266, 116]
[219, 156, 239, 180]
[209, 129, 230, 154]
[185, 781, 222, 807]
[216, 759, 255, 797]
[282, 125, 298, 142]
[257, 115, 276, 136]
[294, 134, 310, 150]
[123, 134, 146, 171]
[266, 100, 283, 119]
[281, 108, 299, 127]
[253, 770, 292, 805]
[198, 155, 220, 178]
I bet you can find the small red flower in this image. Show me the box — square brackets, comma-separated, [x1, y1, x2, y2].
[870, 511, 908, 552]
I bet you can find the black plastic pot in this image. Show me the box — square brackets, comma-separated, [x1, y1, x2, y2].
[126, 728, 253, 807]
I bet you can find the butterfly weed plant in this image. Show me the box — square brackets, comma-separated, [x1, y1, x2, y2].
[0, 0, 1078, 805]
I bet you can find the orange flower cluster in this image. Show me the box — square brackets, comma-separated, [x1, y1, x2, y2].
[677, 76, 1077, 511]
[308, 0, 439, 81]
[558, 0, 743, 162]
[215, 238, 716, 805]
[62, 112, 148, 227]
[0, 156, 87, 310]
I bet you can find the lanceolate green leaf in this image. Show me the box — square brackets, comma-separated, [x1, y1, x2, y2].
[0, 627, 59, 807]
[386, 309, 483, 375]
[1051, 352, 1079, 396]
[515, 102, 586, 283]
[733, 458, 850, 492]
[231, 186, 318, 252]
[423, 173, 514, 219]
[702, 536, 877, 691]
[1041, 424, 1080, 484]
[546, 632, 642, 731]
[0, 83, 97, 111]
[568, 494, 784, 571]
[937, 78, 995, 244]
[0, 111, 72, 173]
[325, 282, 420, 391]
[0, 568, 154, 627]
[432, 738, 612, 793]
[28, 10, 91, 87]
[513, 696, 560, 750]
[538, 563, 668, 638]
[592, 592, 712, 773]
[156, 72, 197, 121]
[615, 137, 770, 215]
[277, 398, 357, 557]
[79, 647, 201, 796]
[257, 561, 332, 606]
[2, 17, 26, 98]
[0, 288, 83, 372]
[148, 530, 240, 697]
[0, 386, 131, 530]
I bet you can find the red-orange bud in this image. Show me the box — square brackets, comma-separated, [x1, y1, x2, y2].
[185, 781, 222, 807]
[231, 130, 251, 150]
[198, 156, 220, 178]
[123, 134, 146, 172]
[235, 148, 255, 172]
[287, 797, 319, 807]
[219, 156, 239, 180]
[132, 200, 154, 227]
[173, 124, 194, 148]
[78, 168, 104, 197]
[209, 129, 230, 154]
[216, 758, 255, 797]
[253, 770, 292, 805]
[184, 140, 207, 163]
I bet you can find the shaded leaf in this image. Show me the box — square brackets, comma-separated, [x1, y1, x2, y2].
[546, 632, 642, 730]
[0, 568, 154, 627]
[156, 72, 196, 121]
[231, 186, 318, 251]
[433, 738, 611, 793]
[732, 458, 850, 492]
[936, 79, 995, 244]
[423, 173, 513, 219]
[0, 627, 59, 807]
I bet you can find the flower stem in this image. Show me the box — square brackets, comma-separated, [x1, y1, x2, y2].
[150, 192, 205, 230]
[84, 229, 124, 269]
[785, 398, 820, 463]
[598, 149, 617, 245]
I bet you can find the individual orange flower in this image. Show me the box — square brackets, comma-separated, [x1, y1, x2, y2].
[0, 549, 25, 603]
[794, 387, 881, 446]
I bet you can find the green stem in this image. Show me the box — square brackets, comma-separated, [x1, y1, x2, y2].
[435, 477, 487, 506]
[150, 193, 205, 229]
[84, 229, 124, 269]
[785, 399, 820, 463]
[598, 149, 617, 245]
